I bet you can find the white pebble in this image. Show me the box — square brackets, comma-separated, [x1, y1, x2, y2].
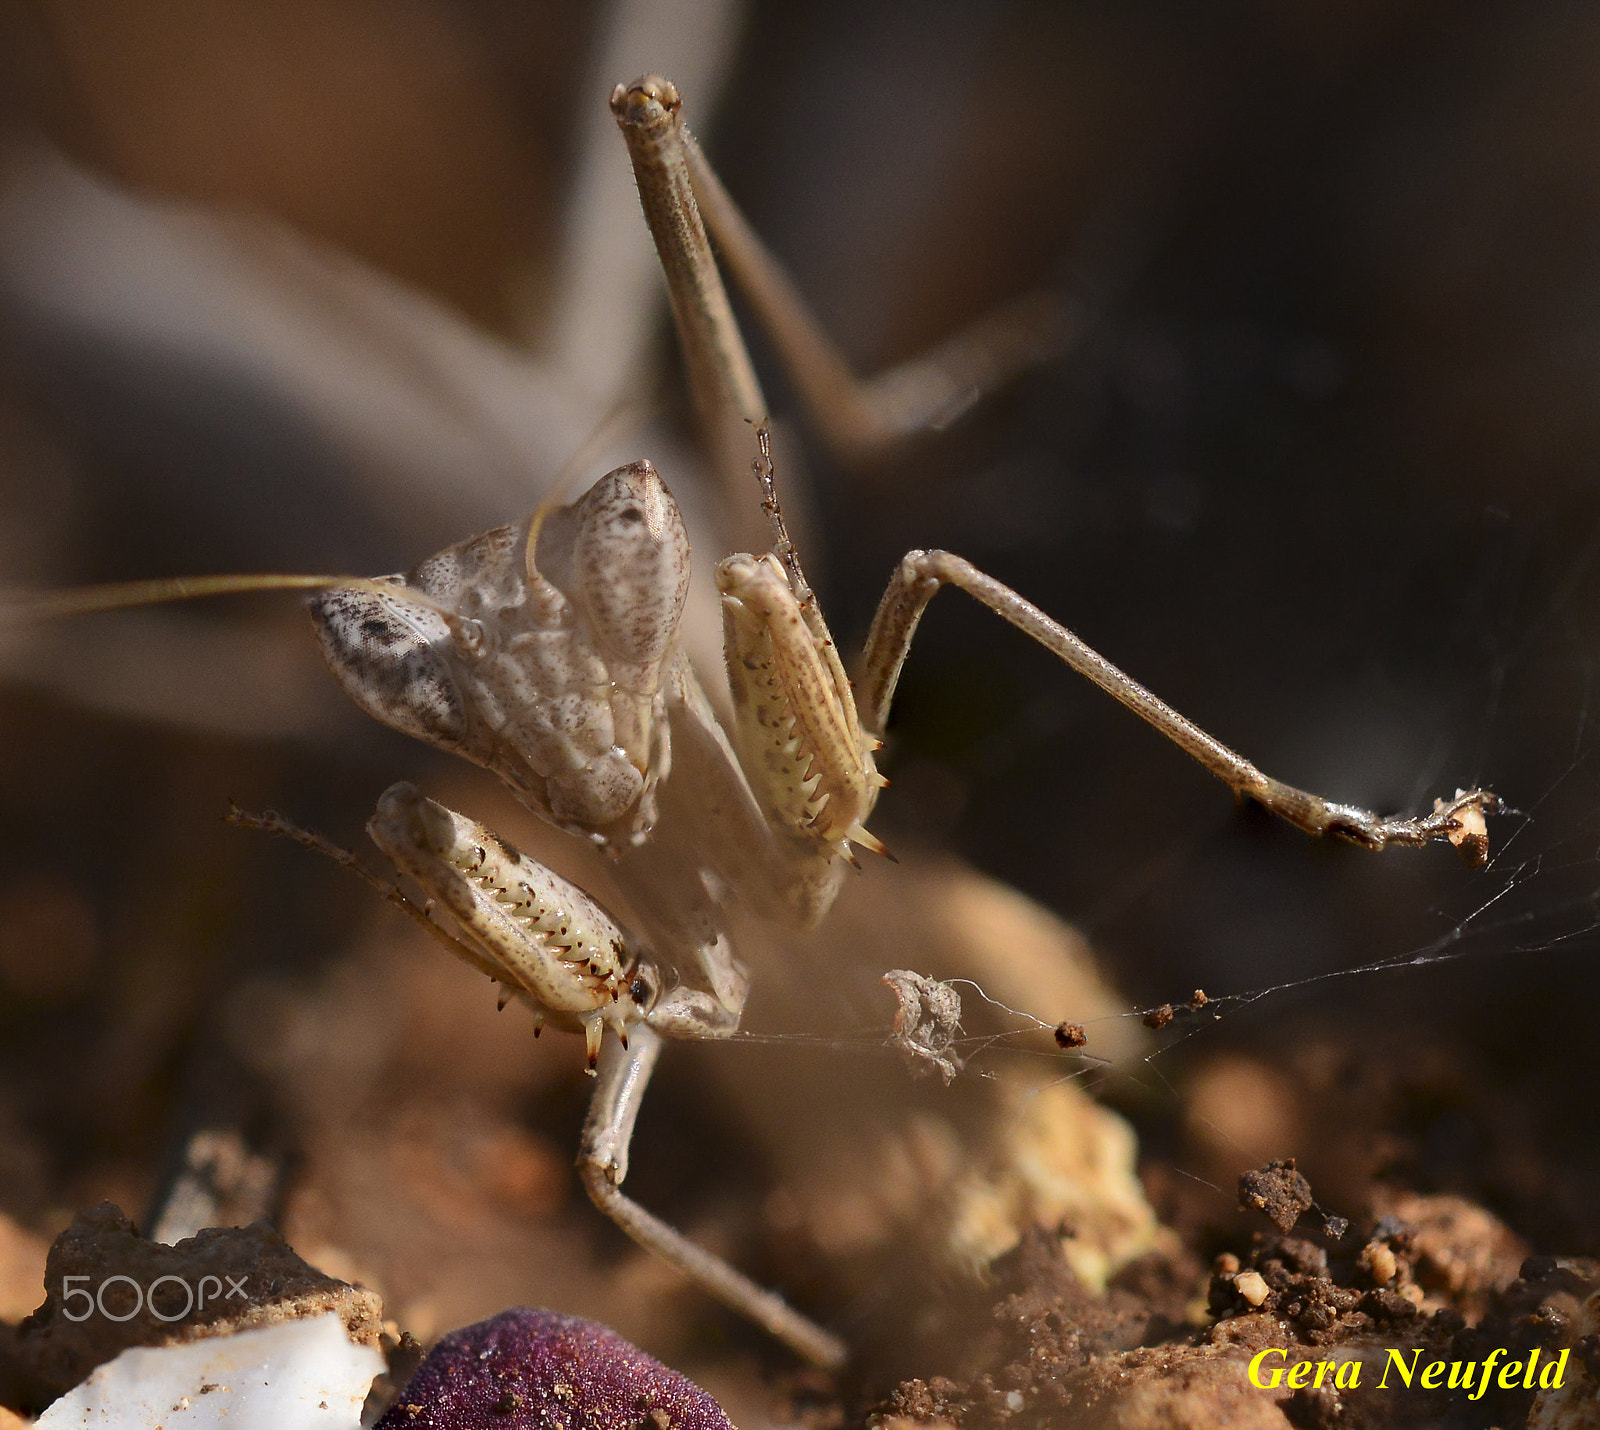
[37, 1313, 383, 1429]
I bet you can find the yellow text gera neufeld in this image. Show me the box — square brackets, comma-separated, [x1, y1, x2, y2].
[1248, 1345, 1568, 1400]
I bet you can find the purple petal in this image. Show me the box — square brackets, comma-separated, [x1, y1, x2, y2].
[376, 1308, 735, 1430]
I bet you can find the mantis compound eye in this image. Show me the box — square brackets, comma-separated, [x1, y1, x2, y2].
[573, 461, 691, 667]
[309, 585, 467, 748]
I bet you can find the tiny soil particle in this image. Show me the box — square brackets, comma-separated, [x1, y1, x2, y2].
[1238, 1157, 1314, 1232]
[1142, 1004, 1174, 1029]
[1576, 1332, 1600, 1382]
[1187, 989, 1208, 1009]
[1283, 1384, 1341, 1430]
[1357, 1239, 1398, 1285]
[1053, 1022, 1087, 1049]
[1234, 1269, 1270, 1306]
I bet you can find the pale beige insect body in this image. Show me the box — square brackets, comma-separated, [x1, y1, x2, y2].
[311, 461, 691, 847]
[367, 782, 650, 1068]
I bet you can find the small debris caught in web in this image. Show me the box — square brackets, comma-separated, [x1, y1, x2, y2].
[1054, 1022, 1087, 1049]
[1238, 1157, 1315, 1233]
[881, 969, 965, 1084]
[1438, 789, 1492, 866]
[1142, 1003, 1175, 1030]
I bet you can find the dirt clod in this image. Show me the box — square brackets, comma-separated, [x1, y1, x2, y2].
[1238, 1158, 1314, 1233]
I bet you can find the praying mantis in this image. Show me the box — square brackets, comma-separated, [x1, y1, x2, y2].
[1, 75, 1497, 1371]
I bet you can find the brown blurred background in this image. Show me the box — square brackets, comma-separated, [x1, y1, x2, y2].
[0, 0, 1598, 1394]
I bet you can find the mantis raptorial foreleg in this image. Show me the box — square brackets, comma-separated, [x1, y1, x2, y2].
[234, 784, 823, 1359]
[360, 782, 819, 1356]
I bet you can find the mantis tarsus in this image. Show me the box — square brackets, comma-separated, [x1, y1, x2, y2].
[1, 75, 1497, 1371]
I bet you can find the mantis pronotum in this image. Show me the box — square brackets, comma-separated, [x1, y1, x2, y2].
[1, 75, 1496, 1370]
